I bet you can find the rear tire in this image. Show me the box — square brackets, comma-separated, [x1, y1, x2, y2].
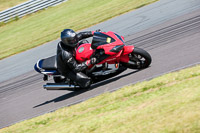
[126, 47, 152, 69]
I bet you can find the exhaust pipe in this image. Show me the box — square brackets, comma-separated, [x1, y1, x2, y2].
[44, 83, 80, 90]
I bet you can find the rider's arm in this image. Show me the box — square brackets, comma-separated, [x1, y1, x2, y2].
[66, 56, 87, 73]
[77, 29, 102, 40]
[76, 31, 94, 40]
[62, 51, 93, 73]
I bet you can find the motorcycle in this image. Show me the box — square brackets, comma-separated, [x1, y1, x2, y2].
[34, 31, 152, 90]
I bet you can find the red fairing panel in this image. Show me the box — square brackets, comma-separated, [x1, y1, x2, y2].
[119, 45, 135, 63]
[75, 32, 134, 64]
[99, 45, 118, 55]
[97, 31, 124, 55]
[98, 50, 123, 65]
[122, 45, 134, 55]
[119, 54, 129, 63]
[75, 43, 94, 62]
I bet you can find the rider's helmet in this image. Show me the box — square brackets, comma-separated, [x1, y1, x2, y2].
[60, 29, 78, 47]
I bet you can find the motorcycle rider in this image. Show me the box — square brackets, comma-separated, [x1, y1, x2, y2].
[56, 29, 97, 89]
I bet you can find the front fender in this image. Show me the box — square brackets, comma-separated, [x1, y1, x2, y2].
[122, 45, 134, 55]
[119, 45, 134, 63]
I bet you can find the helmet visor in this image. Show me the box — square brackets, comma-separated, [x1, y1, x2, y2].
[61, 36, 78, 47]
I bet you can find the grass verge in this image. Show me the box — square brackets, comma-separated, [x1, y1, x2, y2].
[0, 0, 28, 11]
[0, 0, 158, 60]
[1, 65, 200, 133]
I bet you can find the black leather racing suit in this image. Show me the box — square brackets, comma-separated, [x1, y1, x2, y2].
[57, 31, 93, 88]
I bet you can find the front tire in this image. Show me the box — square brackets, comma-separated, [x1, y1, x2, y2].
[126, 47, 152, 69]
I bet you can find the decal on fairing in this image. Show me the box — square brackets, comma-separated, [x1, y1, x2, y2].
[78, 47, 84, 53]
[106, 37, 111, 43]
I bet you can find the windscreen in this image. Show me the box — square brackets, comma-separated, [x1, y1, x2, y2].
[91, 32, 115, 49]
[114, 33, 124, 43]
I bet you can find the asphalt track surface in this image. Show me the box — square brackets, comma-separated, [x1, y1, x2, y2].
[1, 0, 200, 129]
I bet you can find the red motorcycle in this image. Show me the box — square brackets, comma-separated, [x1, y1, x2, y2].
[34, 31, 152, 90]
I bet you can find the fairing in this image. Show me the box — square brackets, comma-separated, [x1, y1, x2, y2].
[75, 31, 134, 64]
[91, 32, 115, 49]
[75, 43, 94, 62]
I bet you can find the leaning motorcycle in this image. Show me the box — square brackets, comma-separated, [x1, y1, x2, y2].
[34, 31, 152, 90]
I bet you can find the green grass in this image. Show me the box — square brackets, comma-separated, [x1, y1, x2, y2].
[1, 65, 200, 133]
[0, 0, 28, 11]
[0, 0, 158, 60]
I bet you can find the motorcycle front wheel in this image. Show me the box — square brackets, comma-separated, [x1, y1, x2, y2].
[124, 47, 152, 69]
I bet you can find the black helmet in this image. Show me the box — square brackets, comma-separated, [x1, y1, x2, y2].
[61, 29, 78, 47]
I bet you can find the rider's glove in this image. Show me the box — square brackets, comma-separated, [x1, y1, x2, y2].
[85, 57, 97, 66]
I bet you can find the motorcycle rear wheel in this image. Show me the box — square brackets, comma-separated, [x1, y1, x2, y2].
[126, 47, 152, 69]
